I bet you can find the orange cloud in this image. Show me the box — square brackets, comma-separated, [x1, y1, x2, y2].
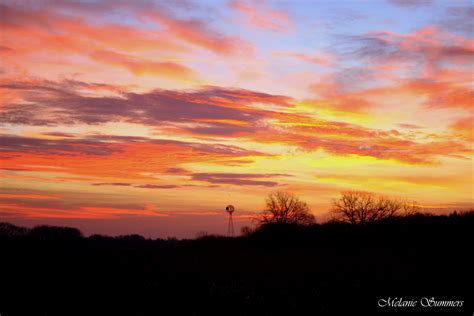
[229, 116, 472, 164]
[450, 115, 474, 141]
[90, 50, 195, 80]
[309, 74, 473, 112]
[0, 193, 59, 200]
[0, 135, 266, 180]
[1, 79, 470, 166]
[0, 203, 166, 219]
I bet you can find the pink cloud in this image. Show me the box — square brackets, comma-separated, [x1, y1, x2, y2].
[273, 51, 332, 66]
[230, 1, 292, 32]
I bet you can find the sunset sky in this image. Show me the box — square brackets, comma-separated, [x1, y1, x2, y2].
[1, 0, 473, 238]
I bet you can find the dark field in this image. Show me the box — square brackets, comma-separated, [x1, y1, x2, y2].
[1, 212, 473, 316]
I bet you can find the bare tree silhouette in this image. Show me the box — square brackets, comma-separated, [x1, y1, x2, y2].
[260, 191, 315, 225]
[331, 191, 421, 225]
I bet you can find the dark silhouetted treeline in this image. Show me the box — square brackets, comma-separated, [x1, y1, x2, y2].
[0, 212, 473, 315]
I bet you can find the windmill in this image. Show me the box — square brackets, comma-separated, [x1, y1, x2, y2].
[225, 205, 235, 237]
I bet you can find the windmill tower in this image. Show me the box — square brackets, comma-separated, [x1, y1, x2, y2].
[225, 205, 235, 237]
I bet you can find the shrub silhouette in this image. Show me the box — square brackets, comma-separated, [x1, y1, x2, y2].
[1, 211, 472, 316]
[260, 191, 315, 225]
[28, 225, 83, 241]
[0, 222, 29, 239]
